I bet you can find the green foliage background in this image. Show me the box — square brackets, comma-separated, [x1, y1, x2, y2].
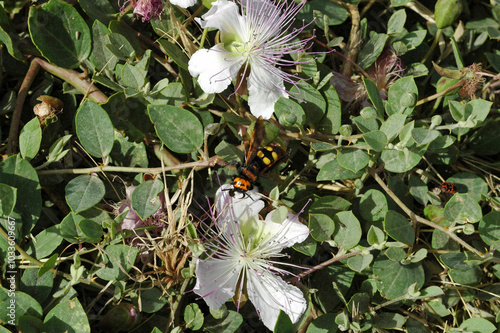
[1, 0, 500, 332]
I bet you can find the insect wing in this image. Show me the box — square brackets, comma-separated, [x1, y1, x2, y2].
[244, 116, 265, 165]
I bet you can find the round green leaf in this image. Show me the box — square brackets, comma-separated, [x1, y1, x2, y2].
[65, 175, 105, 214]
[387, 76, 418, 115]
[373, 254, 425, 300]
[290, 82, 326, 126]
[337, 149, 369, 173]
[317, 159, 364, 181]
[444, 193, 482, 224]
[457, 318, 496, 333]
[384, 210, 415, 245]
[448, 266, 482, 285]
[28, 0, 91, 68]
[20, 266, 54, 304]
[333, 211, 361, 250]
[184, 303, 204, 330]
[41, 298, 90, 333]
[19, 118, 42, 161]
[381, 144, 427, 173]
[309, 213, 335, 242]
[78, 219, 103, 243]
[148, 105, 203, 154]
[363, 131, 388, 152]
[411, 128, 440, 146]
[31, 225, 63, 259]
[347, 254, 373, 272]
[75, 100, 114, 158]
[359, 189, 388, 222]
[479, 211, 500, 247]
[0, 183, 17, 217]
[0, 155, 42, 236]
[131, 179, 164, 220]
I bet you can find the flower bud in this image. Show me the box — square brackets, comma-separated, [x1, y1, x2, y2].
[400, 92, 417, 108]
[339, 124, 352, 137]
[279, 111, 297, 127]
[463, 223, 475, 235]
[360, 107, 377, 120]
[431, 115, 443, 127]
[435, 0, 463, 29]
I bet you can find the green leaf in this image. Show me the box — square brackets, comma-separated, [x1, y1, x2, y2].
[204, 310, 243, 332]
[333, 211, 361, 250]
[411, 128, 440, 146]
[75, 100, 115, 158]
[386, 76, 418, 115]
[28, 0, 91, 68]
[96, 244, 138, 281]
[359, 189, 388, 222]
[38, 253, 58, 278]
[31, 225, 63, 259]
[65, 175, 106, 214]
[60, 213, 85, 242]
[41, 298, 90, 333]
[118, 63, 147, 90]
[372, 254, 425, 299]
[309, 196, 352, 217]
[0, 4, 23, 60]
[363, 78, 384, 117]
[363, 131, 387, 152]
[274, 310, 294, 333]
[275, 97, 306, 128]
[374, 312, 406, 329]
[307, 314, 338, 333]
[337, 149, 369, 173]
[0, 288, 43, 325]
[19, 118, 42, 161]
[479, 211, 500, 247]
[387, 9, 407, 35]
[131, 179, 164, 220]
[367, 225, 386, 244]
[291, 82, 326, 127]
[358, 33, 389, 69]
[184, 303, 204, 330]
[384, 210, 415, 245]
[381, 143, 427, 173]
[109, 131, 149, 168]
[318, 86, 342, 134]
[447, 172, 489, 202]
[347, 254, 373, 272]
[317, 159, 364, 181]
[148, 105, 203, 154]
[309, 213, 335, 242]
[444, 193, 482, 224]
[78, 219, 103, 243]
[454, 318, 496, 333]
[0, 156, 42, 235]
[380, 113, 407, 142]
[0, 183, 16, 217]
[78, 0, 116, 26]
[20, 268, 54, 304]
[46, 134, 72, 164]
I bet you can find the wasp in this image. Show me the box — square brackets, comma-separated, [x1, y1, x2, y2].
[229, 117, 287, 196]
